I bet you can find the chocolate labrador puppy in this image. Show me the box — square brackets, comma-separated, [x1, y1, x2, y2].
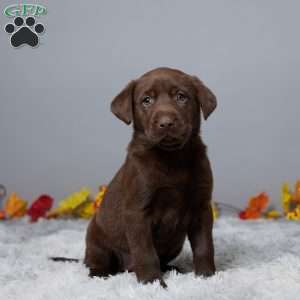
[82, 67, 217, 287]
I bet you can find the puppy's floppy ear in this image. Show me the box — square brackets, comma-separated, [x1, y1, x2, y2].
[191, 76, 217, 120]
[111, 80, 135, 125]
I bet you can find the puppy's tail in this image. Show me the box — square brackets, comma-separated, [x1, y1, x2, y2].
[49, 256, 80, 263]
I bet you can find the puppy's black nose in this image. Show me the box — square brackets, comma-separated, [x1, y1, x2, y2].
[158, 116, 175, 128]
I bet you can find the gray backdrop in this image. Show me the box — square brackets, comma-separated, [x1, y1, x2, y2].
[0, 0, 299, 208]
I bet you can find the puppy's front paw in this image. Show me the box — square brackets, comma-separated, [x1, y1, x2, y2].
[195, 268, 215, 277]
[195, 262, 216, 278]
[136, 268, 167, 287]
[139, 276, 167, 288]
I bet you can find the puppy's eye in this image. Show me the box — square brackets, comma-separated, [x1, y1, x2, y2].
[142, 96, 153, 107]
[176, 92, 188, 103]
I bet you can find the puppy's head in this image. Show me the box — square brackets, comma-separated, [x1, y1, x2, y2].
[111, 67, 217, 151]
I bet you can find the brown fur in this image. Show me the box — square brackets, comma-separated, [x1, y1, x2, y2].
[84, 67, 217, 287]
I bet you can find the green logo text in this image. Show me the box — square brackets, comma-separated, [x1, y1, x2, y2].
[4, 4, 47, 17]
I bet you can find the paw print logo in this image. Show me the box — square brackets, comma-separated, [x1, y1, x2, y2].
[5, 16, 45, 48]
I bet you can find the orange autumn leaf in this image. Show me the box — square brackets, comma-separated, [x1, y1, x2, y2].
[5, 192, 28, 218]
[239, 192, 269, 219]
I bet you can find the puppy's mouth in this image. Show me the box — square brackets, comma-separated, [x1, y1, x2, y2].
[146, 126, 192, 151]
[157, 135, 185, 151]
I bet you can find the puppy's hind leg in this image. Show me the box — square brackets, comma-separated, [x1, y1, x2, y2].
[84, 215, 121, 278]
[84, 243, 119, 278]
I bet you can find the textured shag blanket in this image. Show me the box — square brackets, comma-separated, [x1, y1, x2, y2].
[1, 217, 300, 300]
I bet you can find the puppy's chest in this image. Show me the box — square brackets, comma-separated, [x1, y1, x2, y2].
[152, 161, 191, 187]
[149, 163, 192, 226]
[149, 187, 190, 237]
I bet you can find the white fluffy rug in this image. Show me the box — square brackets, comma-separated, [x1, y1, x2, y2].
[1, 217, 300, 300]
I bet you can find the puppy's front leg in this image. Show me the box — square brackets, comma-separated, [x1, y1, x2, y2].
[188, 157, 216, 277]
[124, 209, 166, 287]
[188, 203, 215, 277]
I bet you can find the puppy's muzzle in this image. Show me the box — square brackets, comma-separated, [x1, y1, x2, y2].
[148, 112, 190, 150]
[155, 114, 178, 130]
